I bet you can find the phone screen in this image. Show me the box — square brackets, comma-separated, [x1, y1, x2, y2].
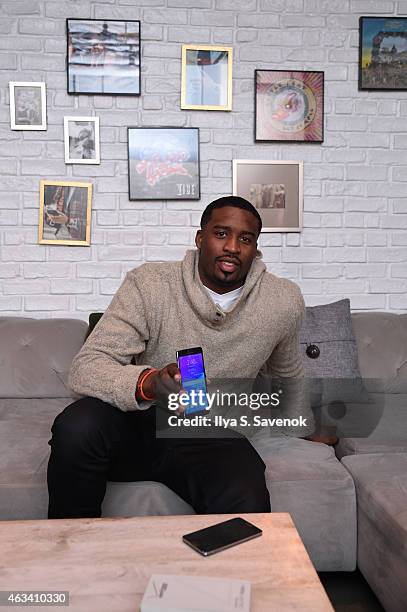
[183, 517, 262, 556]
[177, 348, 209, 415]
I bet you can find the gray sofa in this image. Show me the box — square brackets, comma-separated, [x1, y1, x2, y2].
[1, 311, 406, 610]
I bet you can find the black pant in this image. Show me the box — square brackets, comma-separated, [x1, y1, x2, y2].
[47, 397, 271, 519]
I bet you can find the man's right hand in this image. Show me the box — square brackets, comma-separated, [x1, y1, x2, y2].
[139, 363, 184, 412]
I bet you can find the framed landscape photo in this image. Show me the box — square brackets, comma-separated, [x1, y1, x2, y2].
[359, 16, 407, 90]
[181, 44, 233, 111]
[67, 18, 141, 95]
[9, 82, 47, 130]
[64, 117, 100, 164]
[128, 127, 200, 200]
[233, 160, 303, 233]
[255, 70, 324, 142]
[39, 180, 92, 246]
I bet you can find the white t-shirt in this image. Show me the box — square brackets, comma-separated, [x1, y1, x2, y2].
[204, 285, 243, 312]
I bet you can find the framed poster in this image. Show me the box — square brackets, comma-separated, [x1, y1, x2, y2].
[181, 45, 233, 111]
[9, 82, 47, 130]
[359, 16, 407, 90]
[233, 160, 303, 233]
[64, 116, 100, 164]
[255, 70, 324, 142]
[39, 180, 92, 246]
[67, 19, 141, 95]
[128, 127, 200, 200]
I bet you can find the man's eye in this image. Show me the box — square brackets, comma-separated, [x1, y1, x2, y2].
[240, 236, 252, 244]
[215, 231, 226, 237]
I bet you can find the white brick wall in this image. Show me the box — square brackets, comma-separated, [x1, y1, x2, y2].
[0, 0, 406, 317]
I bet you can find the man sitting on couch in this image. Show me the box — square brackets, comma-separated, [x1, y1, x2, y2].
[47, 196, 307, 519]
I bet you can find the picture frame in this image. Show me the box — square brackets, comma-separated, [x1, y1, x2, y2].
[232, 160, 303, 233]
[181, 44, 233, 111]
[39, 180, 93, 246]
[255, 70, 324, 142]
[67, 18, 141, 95]
[9, 82, 47, 130]
[127, 127, 200, 200]
[64, 116, 100, 164]
[359, 16, 407, 90]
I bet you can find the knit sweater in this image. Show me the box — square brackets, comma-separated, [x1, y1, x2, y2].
[69, 249, 306, 412]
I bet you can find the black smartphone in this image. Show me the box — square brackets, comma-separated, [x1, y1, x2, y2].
[182, 517, 262, 556]
[176, 346, 209, 415]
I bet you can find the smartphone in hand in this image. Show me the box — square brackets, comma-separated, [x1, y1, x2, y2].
[176, 346, 209, 415]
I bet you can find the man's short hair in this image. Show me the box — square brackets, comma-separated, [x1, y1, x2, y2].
[200, 196, 262, 235]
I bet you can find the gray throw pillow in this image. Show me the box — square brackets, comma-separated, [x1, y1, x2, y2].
[300, 299, 370, 408]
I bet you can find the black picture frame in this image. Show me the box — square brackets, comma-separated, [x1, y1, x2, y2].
[67, 18, 141, 96]
[127, 127, 201, 201]
[359, 16, 407, 91]
[255, 69, 324, 143]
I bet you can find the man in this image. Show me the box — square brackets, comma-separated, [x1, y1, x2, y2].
[47, 196, 306, 519]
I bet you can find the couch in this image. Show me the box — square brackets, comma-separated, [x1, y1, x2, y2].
[0, 309, 406, 610]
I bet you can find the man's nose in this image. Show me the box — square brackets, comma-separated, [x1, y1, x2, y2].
[224, 235, 240, 253]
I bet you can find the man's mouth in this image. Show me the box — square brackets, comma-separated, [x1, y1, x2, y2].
[216, 258, 240, 273]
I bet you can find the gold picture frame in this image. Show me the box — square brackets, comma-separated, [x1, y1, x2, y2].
[39, 180, 92, 246]
[181, 44, 233, 111]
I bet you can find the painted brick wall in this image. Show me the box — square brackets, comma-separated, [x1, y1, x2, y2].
[0, 0, 406, 318]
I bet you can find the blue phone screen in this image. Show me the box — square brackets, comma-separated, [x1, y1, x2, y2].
[178, 352, 209, 414]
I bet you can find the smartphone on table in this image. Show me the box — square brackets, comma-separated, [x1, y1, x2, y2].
[183, 517, 262, 556]
[176, 347, 209, 415]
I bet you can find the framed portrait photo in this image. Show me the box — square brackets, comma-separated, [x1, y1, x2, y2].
[359, 16, 407, 90]
[233, 160, 303, 233]
[64, 117, 100, 164]
[181, 44, 233, 111]
[9, 82, 47, 130]
[128, 127, 200, 200]
[255, 70, 324, 143]
[67, 18, 141, 95]
[39, 180, 92, 246]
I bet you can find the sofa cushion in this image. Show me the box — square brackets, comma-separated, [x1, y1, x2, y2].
[0, 317, 88, 398]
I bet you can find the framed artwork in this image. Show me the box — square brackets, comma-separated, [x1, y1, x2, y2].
[128, 127, 200, 200]
[64, 117, 100, 164]
[39, 180, 92, 246]
[181, 44, 233, 111]
[233, 160, 303, 233]
[9, 82, 47, 130]
[255, 70, 324, 143]
[67, 18, 141, 95]
[359, 16, 407, 90]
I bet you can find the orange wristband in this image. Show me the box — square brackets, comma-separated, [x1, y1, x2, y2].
[136, 368, 157, 402]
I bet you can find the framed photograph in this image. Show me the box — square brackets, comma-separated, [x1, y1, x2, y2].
[181, 44, 233, 111]
[39, 180, 92, 246]
[9, 82, 47, 130]
[64, 117, 100, 164]
[255, 70, 324, 142]
[67, 18, 141, 95]
[359, 16, 407, 90]
[233, 160, 303, 233]
[128, 127, 200, 200]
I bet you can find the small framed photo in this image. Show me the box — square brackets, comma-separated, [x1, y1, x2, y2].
[181, 44, 233, 111]
[39, 180, 92, 246]
[67, 18, 141, 95]
[128, 127, 200, 200]
[64, 117, 100, 164]
[233, 160, 303, 233]
[255, 70, 324, 143]
[9, 82, 47, 130]
[359, 16, 407, 90]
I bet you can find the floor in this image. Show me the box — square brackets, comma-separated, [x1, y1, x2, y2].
[318, 570, 384, 612]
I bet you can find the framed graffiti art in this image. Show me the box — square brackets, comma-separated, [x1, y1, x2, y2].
[127, 127, 200, 200]
[255, 70, 324, 143]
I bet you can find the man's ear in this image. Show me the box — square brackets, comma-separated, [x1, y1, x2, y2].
[195, 229, 202, 250]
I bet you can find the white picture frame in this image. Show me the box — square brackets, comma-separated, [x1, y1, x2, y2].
[233, 160, 303, 233]
[9, 82, 47, 130]
[64, 116, 100, 164]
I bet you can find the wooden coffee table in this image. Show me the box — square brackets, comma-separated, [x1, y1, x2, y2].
[0, 513, 333, 611]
